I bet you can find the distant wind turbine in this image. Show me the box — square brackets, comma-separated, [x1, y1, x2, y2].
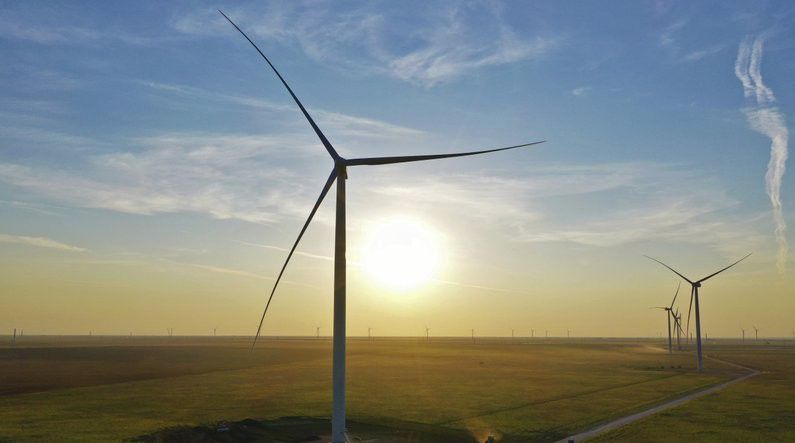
[471, 328, 475, 343]
[645, 253, 751, 371]
[316, 326, 320, 339]
[531, 328, 534, 339]
[652, 282, 680, 354]
[741, 326, 746, 343]
[567, 328, 571, 339]
[673, 308, 683, 351]
[425, 326, 430, 342]
[754, 325, 759, 341]
[219, 11, 544, 443]
[367, 327, 372, 341]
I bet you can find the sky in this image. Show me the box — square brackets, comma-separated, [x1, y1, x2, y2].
[0, 0, 793, 338]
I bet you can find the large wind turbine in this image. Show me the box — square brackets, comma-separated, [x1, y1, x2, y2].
[219, 11, 544, 442]
[645, 253, 751, 371]
[652, 282, 680, 354]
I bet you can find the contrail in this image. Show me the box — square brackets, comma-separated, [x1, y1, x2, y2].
[735, 35, 789, 273]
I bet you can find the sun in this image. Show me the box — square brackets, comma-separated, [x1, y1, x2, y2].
[361, 217, 440, 292]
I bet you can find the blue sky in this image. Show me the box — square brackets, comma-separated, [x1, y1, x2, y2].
[0, 1, 793, 336]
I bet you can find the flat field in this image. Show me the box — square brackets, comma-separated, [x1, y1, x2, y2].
[0, 336, 790, 442]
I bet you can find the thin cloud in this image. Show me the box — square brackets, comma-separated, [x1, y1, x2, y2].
[365, 162, 752, 253]
[571, 87, 590, 97]
[735, 34, 789, 273]
[0, 234, 86, 252]
[235, 240, 333, 261]
[175, 3, 556, 87]
[681, 45, 723, 62]
[140, 81, 425, 139]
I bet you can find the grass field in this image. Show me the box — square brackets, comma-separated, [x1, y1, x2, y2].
[590, 346, 795, 443]
[0, 336, 791, 442]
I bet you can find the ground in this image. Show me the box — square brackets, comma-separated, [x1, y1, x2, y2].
[0, 336, 792, 442]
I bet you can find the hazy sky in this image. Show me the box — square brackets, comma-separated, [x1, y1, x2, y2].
[1, 1, 793, 337]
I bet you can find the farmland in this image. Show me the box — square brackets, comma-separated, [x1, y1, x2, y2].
[0, 337, 791, 442]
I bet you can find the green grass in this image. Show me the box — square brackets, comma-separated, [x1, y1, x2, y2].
[590, 347, 795, 443]
[0, 337, 772, 442]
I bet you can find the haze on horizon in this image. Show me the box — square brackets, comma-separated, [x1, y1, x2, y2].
[0, 1, 793, 338]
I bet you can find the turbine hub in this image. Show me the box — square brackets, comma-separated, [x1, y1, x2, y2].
[693, 282, 701, 288]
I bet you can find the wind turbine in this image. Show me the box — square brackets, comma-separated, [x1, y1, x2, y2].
[645, 253, 751, 371]
[754, 325, 759, 341]
[367, 327, 372, 342]
[651, 282, 680, 354]
[511, 329, 515, 341]
[673, 308, 683, 351]
[425, 326, 430, 342]
[567, 328, 571, 339]
[316, 326, 320, 340]
[218, 13, 544, 443]
[531, 328, 534, 339]
[471, 328, 475, 343]
[741, 327, 745, 343]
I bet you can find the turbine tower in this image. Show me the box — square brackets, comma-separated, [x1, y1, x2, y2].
[754, 325, 759, 341]
[219, 14, 544, 441]
[673, 308, 683, 351]
[741, 327, 745, 343]
[645, 253, 751, 371]
[367, 327, 372, 342]
[425, 326, 430, 342]
[652, 282, 680, 354]
[471, 328, 475, 343]
[316, 326, 320, 340]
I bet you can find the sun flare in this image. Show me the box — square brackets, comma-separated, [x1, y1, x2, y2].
[362, 218, 440, 292]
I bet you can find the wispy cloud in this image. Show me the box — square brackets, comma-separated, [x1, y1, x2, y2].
[571, 86, 591, 97]
[235, 240, 332, 262]
[0, 12, 156, 46]
[681, 45, 723, 62]
[735, 34, 789, 273]
[658, 19, 722, 63]
[175, 3, 556, 87]
[0, 17, 99, 44]
[182, 262, 272, 281]
[364, 162, 752, 253]
[0, 134, 312, 224]
[0, 234, 86, 252]
[140, 81, 425, 140]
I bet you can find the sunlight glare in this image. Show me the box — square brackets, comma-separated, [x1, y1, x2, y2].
[362, 217, 440, 292]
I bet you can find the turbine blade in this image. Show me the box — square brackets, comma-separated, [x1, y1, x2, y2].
[695, 253, 752, 284]
[686, 287, 694, 336]
[219, 11, 340, 160]
[345, 141, 545, 166]
[643, 255, 694, 284]
[669, 281, 681, 309]
[251, 169, 338, 349]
